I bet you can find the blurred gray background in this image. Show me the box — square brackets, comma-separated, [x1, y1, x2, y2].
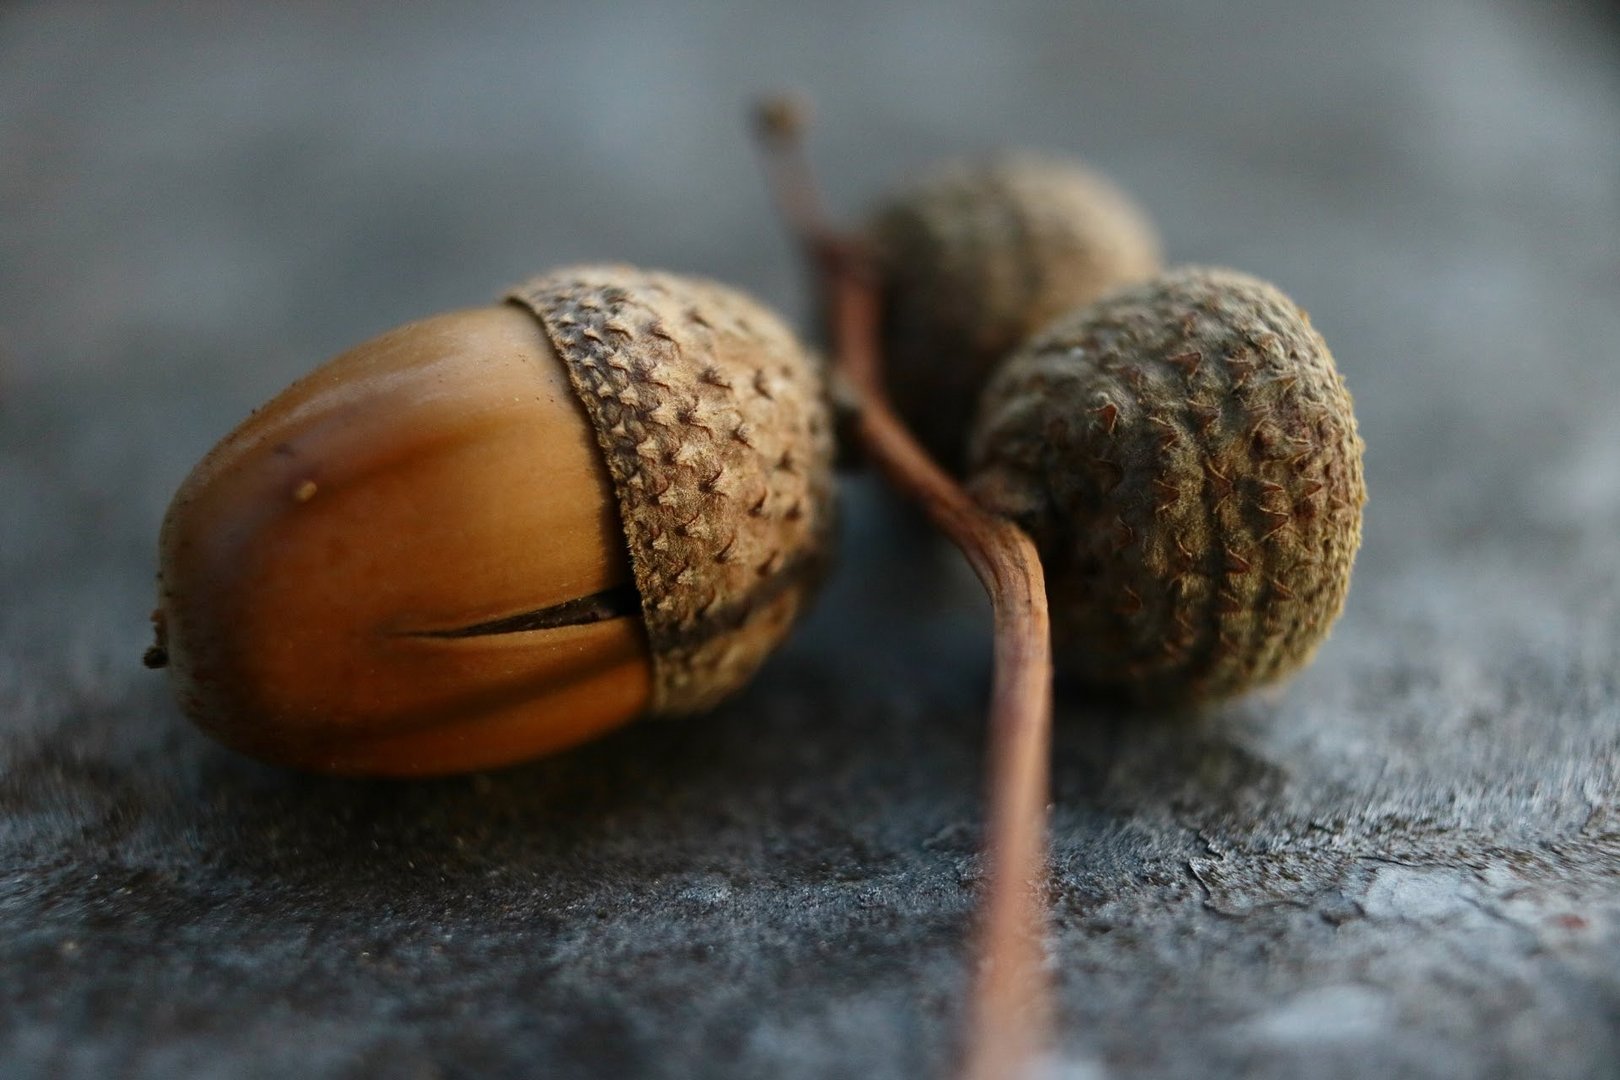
[3, 2, 1619, 1077]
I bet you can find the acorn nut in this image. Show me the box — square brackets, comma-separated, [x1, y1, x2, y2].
[150, 266, 836, 775]
[868, 154, 1162, 471]
[967, 267, 1366, 703]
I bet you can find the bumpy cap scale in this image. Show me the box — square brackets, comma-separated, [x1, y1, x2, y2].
[869, 154, 1161, 471]
[153, 266, 834, 775]
[509, 266, 836, 715]
[968, 267, 1365, 703]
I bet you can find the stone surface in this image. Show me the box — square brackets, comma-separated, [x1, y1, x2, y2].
[2, 2, 1618, 1077]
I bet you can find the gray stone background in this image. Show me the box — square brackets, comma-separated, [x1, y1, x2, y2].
[3, 1, 1619, 1077]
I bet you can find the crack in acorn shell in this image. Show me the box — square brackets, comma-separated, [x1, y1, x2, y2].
[402, 583, 643, 638]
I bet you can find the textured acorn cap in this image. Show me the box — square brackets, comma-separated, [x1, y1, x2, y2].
[869, 154, 1162, 471]
[509, 266, 836, 715]
[968, 267, 1366, 703]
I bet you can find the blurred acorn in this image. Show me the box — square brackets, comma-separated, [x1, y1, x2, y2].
[868, 154, 1161, 471]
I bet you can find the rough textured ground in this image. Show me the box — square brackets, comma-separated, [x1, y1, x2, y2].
[3, 2, 1618, 1077]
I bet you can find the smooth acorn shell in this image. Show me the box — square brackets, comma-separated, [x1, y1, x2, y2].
[155, 268, 835, 775]
[870, 154, 1161, 471]
[157, 304, 654, 774]
[968, 267, 1366, 703]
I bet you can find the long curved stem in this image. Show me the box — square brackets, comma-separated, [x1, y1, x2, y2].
[753, 98, 1054, 1080]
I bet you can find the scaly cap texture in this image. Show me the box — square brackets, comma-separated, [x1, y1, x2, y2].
[510, 267, 836, 715]
[968, 267, 1366, 703]
[870, 154, 1161, 471]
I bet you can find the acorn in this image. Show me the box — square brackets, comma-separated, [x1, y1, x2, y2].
[868, 154, 1161, 471]
[967, 267, 1365, 703]
[149, 266, 836, 775]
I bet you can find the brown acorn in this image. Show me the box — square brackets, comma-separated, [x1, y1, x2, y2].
[868, 154, 1161, 471]
[967, 267, 1365, 703]
[151, 266, 836, 775]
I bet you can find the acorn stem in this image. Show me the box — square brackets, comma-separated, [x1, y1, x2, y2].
[753, 97, 1055, 1080]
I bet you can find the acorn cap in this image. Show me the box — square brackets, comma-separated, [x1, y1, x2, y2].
[509, 266, 836, 715]
[968, 267, 1366, 703]
[870, 154, 1162, 471]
